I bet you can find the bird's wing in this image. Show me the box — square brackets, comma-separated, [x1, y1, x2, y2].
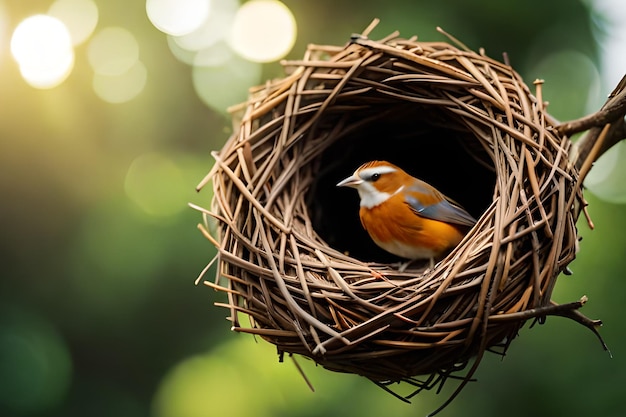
[404, 184, 477, 227]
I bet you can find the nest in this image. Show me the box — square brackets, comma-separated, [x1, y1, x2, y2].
[194, 22, 618, 411]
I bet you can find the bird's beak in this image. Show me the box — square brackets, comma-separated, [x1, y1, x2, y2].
[336, 174, 362, 188]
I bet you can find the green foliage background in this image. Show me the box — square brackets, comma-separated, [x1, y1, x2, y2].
[1, 1, 625, 416]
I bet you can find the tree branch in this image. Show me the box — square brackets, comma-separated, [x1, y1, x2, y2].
[559, 75, 626, 136]
[559, 74, 626, 172]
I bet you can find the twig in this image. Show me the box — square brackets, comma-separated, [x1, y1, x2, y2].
[561, 74, 626, 171]
[559, 75, 626, 136]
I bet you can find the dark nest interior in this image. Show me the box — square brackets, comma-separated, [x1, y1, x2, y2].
[310, 113, 495, 264]
[193, 23, 615, 413]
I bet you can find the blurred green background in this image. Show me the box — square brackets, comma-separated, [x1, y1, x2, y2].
[1, 0, 626, 416]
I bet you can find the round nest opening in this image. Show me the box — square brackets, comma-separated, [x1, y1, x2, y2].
[311, 111, 495, 263]
[198, 28, 592, 397]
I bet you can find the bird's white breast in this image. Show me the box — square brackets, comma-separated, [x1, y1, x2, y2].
[357, 182, 391, 208]
[358, 183, 404, 209]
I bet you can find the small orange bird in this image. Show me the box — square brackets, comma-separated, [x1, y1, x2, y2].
[337, 160, 476, 264]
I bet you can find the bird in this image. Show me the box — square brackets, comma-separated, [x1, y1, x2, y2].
[336, 160, 476, 267]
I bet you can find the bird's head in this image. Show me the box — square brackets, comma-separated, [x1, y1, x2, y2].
[337, 160, 410, 208]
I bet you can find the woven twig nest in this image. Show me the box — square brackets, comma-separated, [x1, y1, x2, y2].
[195, 23, 620, 410]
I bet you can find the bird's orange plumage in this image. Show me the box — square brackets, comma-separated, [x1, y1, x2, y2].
[337, 160, 476, 262]
[359, 193, 466, 260]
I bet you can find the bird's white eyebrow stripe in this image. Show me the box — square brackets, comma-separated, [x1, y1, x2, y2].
[358, 166, 397, 178]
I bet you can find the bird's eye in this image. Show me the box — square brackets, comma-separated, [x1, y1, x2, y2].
[370, 173, 381, 182]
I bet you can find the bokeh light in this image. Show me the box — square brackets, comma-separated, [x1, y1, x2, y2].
[124, 152, 188, 217]
[87, 27, 139, 76]
[146, 0, 211, 37]
[193, 41, 233, 67]
[152, 337, 316, 417]
[48, 0, 99, 46]
[591, 0, 626, 89]
[192, 53, 262, 113]
[10, 15, 71, 66]
[152, 350, 253, 417]
[0, 307, 72, 414]
[10, 14, 74, 88]
[17, 51, 74, 89]
[92, 60, 147, 103]
[151, 333, 436, 417]
[585, 140, 626, 204]
[171, 0, 238, 52]
[166, 35, 196, 65]
[229, 0, 296, 63]
[529, 50, 601, 120]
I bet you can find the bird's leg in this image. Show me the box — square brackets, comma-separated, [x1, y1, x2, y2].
[397, 260, 413, 273]
[418, 257, 436, 274]
[394, 258, 434, 273]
